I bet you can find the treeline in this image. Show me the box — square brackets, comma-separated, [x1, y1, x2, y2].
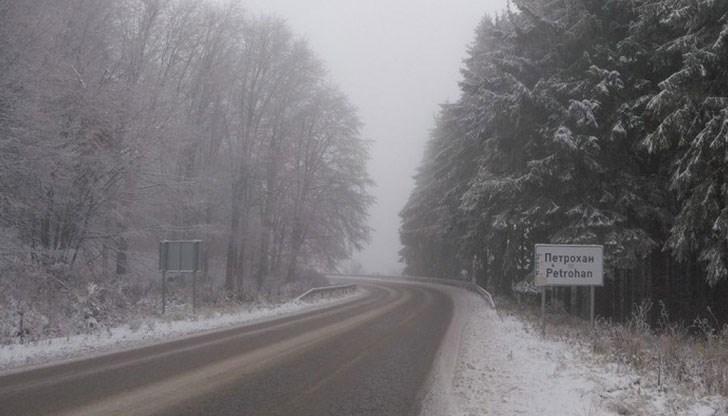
[400, 0, 728, 323]
[0, 0, 372, 297]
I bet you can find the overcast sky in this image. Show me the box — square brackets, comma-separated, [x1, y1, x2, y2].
[243, 0, 508, 275]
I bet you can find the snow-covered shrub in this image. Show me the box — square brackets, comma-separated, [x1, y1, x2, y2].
[511, 279, 540, 304]
[590, 302, 728, 396]
[128, 319, 143, 332]
[0, 258, 60, 343]
[0, 252, 158, 344]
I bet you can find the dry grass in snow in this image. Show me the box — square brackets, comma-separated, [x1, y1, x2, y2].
[449, 295, 728, 416]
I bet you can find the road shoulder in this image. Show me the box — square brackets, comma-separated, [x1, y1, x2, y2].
[444, 293, 728, 415]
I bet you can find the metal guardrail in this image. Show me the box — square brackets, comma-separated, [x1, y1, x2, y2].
[295, 284, 358, 302]
[402, 276, 497, 311]
[471, 284, 497, 310]
[326, 273, 496, 311]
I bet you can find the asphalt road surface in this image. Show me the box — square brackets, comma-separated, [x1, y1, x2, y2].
[0, 278, 455, 416]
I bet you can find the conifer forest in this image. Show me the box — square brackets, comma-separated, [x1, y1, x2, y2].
[400, 0, 728, 324]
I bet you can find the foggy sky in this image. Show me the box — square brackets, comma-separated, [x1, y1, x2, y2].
[243, 0, 509, 275]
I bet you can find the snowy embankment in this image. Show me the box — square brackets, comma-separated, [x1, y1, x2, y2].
[445, 293, 728, 416]
[0, 290, 362, 374]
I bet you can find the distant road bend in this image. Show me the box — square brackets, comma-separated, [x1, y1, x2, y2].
[0, 277, 458, 416]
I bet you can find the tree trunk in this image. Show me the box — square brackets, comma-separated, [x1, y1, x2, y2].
[256, 215, 272, 286]
[115, 236, 128, 276]
[225, 175, 245, 292]
[285, 218, 305, 283]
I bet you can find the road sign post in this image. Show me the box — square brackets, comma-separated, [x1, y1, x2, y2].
[590, 286, 596, 328]
[535, 244, 603, 335]
[541, 287, 546, 337]
[162, 269, 167, 314]
[159, 240, 203, 314]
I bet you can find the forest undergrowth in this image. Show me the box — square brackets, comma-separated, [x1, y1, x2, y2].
[0, 256, 329, 346]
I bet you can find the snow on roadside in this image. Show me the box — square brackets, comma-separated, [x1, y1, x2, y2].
[450, 294, 728, 416]
[0, 289, 363, 374]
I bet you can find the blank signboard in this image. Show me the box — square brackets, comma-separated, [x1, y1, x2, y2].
[159, 240, 201, 271]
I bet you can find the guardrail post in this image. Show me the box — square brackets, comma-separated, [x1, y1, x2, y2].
[162, 270, 167, 315]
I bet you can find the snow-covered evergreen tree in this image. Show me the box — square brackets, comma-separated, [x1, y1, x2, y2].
[638, 0, 728, 285]
[400, 0, 728, 321]
[400, 104, 476, 278]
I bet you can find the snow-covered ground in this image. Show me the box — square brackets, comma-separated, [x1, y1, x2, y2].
[0, 290, 363, 374]
[448, 292, 728, 416]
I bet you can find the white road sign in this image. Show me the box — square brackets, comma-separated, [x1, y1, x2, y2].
[535, 244, 603, 286]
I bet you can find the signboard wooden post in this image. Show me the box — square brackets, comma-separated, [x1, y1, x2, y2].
[534, 244, 603, 335]
[159, 240, 202, 314]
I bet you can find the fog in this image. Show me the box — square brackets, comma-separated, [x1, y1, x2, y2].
[244, 0, 509, 274]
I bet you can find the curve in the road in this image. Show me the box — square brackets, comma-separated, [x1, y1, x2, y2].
[0, 278, 455, 416]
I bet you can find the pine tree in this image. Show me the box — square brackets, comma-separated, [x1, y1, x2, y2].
[638, 0, 728, 285]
